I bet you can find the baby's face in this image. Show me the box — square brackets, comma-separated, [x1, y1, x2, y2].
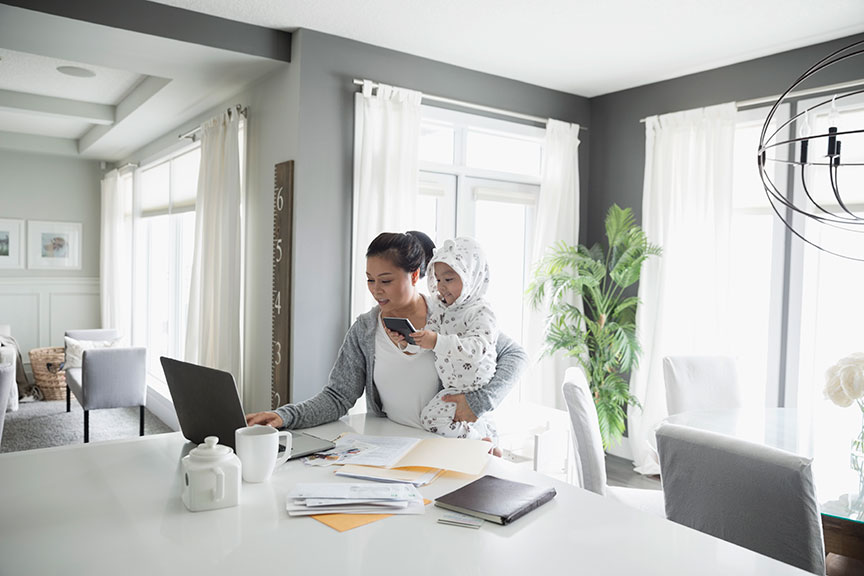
[434, 262, 463, 305]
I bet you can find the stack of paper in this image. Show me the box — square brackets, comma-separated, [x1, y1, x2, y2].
[286, 483, 426, 516]
[334, 464, 443, 486]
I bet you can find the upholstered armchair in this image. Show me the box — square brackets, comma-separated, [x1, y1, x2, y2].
[64, 329, 146, 443]
[0, 324, 19, 412]
[0, 360, 13, 442]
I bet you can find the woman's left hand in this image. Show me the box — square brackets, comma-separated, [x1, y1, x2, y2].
[442, 393, 477, 422]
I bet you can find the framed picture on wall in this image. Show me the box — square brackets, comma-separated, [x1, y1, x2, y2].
[28, 220, 82, 270]
[0, 219, 25, 269]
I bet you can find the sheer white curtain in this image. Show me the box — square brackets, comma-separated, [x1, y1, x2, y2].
[351, 80, 422, 319]
[100, 167, 133, 344]
[185, 109, 243, 390]
[522, 119, 581, 408]
[629, 102, 737, 474]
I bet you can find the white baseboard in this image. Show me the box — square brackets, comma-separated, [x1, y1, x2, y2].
[146, 386, 179, 431]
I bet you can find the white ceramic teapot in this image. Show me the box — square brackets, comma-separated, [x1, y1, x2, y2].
[181, 436, 241, 512]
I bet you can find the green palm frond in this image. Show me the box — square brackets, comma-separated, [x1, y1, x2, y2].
[528, 203, 660, 448]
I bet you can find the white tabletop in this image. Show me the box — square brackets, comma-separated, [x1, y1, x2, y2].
[0, 414, 811, 575]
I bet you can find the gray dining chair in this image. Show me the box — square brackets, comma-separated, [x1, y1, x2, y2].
[562, 367, 665, 517]
[64, 329, 147, 443]
[662, 355, 741, 415]
[655, 422, 825, 575]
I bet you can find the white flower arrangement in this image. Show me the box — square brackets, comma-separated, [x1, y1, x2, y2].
[824, 353, 864, 408]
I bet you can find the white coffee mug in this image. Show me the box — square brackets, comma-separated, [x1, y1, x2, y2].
[234, 425, 292, 483]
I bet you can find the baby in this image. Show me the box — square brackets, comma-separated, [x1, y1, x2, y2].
[411, 237, 498, 439]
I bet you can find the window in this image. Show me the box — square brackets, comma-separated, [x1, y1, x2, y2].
[792, 93, 864, 430]
[133, 145, 200, 395]
[727, 91, 864, 434]
[728, 105, 790, 408]
[418, 106, 543, 345]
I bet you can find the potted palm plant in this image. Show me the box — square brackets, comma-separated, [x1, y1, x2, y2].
[528, 204, 661, 448]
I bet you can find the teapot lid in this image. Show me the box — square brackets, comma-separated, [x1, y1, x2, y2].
[189, 436, 233, 460]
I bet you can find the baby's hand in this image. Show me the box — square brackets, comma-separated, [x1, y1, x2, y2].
[385, 328, 407, 348]
[410, 330, 437, 350]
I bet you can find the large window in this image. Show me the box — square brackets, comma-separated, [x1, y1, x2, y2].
[417, 106, 543, 345]
[728, 105, 789, 407]
[133, 145, 200, 395]
[729, 92, 864, 432]
[793, 94, 864, 430]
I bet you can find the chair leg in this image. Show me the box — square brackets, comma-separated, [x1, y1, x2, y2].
[140, 405, 145, 437]
[84, 410, 89, 443]
[66, 386, 70, 412]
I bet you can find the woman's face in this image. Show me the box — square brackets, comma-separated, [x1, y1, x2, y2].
[366, 255, 417, 314]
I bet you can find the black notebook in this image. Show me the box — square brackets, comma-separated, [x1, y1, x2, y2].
[434, 475, 557, 525]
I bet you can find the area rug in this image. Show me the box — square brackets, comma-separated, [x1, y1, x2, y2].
[1, 397, 172, 453]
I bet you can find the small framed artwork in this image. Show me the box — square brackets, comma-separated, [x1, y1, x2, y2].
[0, 219, 25, 269]
[28, 220, 82, 270]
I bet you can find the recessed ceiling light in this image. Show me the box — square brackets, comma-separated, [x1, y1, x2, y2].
[56, 65, 96, 78]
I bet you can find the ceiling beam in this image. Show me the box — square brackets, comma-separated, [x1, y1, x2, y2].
[0, 130, 78, 156]
[0, 88, 114, 124]
[0, 0, 291, 62]
[78, 75, 171, 154]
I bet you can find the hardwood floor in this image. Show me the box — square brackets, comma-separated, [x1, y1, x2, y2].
[606, 454, 662, 490]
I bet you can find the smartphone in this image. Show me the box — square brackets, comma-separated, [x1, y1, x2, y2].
[382, 317, 418, 345]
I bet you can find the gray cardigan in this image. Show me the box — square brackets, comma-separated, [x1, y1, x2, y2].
[275, 306, 527, 430]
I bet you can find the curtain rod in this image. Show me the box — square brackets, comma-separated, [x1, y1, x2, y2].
[639, 77, 864, 123]
[179, 105, 247, 141]
[353, 79, 588, 132]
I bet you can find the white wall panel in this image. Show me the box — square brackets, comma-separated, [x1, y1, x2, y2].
[0, 278, 99, 367]
[0, 292, 39, 354]
[50, 292, 100, 346]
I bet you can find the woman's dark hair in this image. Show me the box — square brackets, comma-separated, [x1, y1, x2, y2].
[366, 231, 435, 278]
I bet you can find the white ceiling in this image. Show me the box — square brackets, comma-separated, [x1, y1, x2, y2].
[152, 0, 864, 97]
[1, 0, 863, 161]
[0, 4, 285, 162]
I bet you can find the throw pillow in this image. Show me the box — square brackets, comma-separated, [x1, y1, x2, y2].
[64, 336, 120, 369]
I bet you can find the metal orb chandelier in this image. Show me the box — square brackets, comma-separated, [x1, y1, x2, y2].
[758, 39, 864, 261]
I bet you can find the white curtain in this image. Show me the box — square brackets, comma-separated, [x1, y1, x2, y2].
[522, 119, 581, 408]
[629, 102, 737, 474]
[185, 109, 243, 390]
[100, 168, 134, 345]
[351, 80, 423, 319]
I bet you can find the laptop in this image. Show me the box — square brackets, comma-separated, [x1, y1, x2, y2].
[160, 356, 335, 457]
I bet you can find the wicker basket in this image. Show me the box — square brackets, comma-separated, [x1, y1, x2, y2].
[29, 346, 68, 401]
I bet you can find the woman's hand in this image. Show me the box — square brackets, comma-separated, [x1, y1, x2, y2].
[245, 411, 285, 428]
[410, 329, 437, 350]
[441, 393, 477, 422]
[385, 327, 408, 349]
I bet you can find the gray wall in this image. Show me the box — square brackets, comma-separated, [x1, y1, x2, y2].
[587, 33, 864, 248]
[0, 149, 102, 277]
[288, 29, 591, 404]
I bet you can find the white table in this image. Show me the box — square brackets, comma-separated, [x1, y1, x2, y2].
[0, 414, 812, 575]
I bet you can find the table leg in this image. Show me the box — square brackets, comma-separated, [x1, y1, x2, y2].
[823, 514, 864, 562]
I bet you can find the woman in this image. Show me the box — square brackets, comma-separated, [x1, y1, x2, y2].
[246, 231, 526, 431]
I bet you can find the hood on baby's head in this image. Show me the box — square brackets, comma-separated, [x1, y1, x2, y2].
[426, 237, 490, 307]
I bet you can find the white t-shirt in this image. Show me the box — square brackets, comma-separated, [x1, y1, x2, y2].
[373, 314, 439, 429]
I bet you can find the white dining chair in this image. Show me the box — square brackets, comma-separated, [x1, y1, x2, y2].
[662, 355, 741, 415]
[562, 367, 665, 517]
[656, 422, 825, 575]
